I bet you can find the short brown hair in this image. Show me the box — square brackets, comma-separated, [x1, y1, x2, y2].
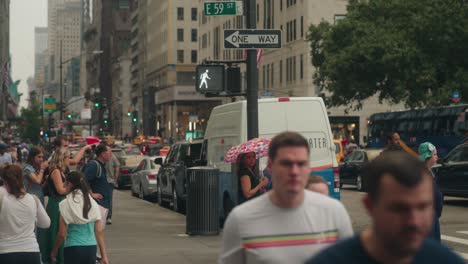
[268, 131, 310, 161]
[1, 164, 25, 198]
[307, 175, 328, 187]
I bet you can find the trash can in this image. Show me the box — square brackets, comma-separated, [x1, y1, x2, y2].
[186, 167, 220, 236]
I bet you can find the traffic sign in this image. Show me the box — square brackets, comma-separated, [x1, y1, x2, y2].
[81, 108, 91, 120]
[224, 30, 282, 49]
[196, 65, 225, 93]
[204, 1, 243, 16]
[43, 97, 57, 114]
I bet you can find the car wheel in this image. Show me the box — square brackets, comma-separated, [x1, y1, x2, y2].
[157, 184, 162, 205]
[356, 175, 363, 192]
[131, 182, 137, 197]
[139, 183, 145, 200]
[339, 182, 344, 189]
[172, 188, 178, 212]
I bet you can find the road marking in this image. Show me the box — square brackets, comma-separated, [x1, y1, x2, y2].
[456, 231, 468, 235]
[442, 235, 468, 246]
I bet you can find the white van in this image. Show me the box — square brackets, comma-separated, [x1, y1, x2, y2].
[203, 97, 340, 221]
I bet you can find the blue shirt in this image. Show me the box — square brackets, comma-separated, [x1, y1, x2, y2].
[64, 222, 97, 248]
[23, 164, 44, 202]
[307, 234, 464, 264]
[84, 160, 110, 209]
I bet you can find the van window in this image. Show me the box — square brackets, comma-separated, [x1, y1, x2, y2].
[334, 142, 341, 154]
[166, 145, 179, 164]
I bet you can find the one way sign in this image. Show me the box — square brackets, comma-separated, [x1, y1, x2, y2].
[224, 29, 282, 49]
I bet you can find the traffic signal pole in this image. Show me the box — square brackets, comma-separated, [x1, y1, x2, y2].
[245, 0, 259, 140]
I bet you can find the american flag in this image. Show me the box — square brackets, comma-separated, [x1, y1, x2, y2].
[1, 59, 11, 89]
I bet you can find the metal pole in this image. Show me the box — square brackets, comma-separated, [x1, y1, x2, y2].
[245, 0, 259, 140]
[89, 107, 92, 136]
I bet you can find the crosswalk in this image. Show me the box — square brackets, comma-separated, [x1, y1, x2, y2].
[442, 231, 468, 260]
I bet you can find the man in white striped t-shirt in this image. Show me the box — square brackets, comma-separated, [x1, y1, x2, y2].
[219, 132, 353, 264]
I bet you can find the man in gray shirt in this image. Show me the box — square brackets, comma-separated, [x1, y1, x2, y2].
[219, 132, 353, 264]
[105, 152, 120, 225]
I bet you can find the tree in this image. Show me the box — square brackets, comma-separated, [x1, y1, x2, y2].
[308, 0, 468, 109]
[18, 103, 42, 144]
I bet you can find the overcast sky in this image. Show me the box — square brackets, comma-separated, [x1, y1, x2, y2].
[10, 0, 47, 108]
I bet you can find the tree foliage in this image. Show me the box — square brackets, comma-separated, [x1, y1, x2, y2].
[18, 103, 42, 144]
[308, 0, 468, 109]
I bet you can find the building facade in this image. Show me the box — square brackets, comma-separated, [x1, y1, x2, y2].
[0, 0, 10, 126]
[144, 0, 221, 140]
[34, 27, 48, 86]
[198, 0, 404, 143]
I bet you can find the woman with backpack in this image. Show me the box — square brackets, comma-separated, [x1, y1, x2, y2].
[23, 146, 49, 205]
[0, 164, 50, 264]
[39, 147, 72, 264]
[50, 171, 109, 264]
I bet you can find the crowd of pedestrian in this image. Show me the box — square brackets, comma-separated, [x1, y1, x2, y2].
[0, 136, 116, 264]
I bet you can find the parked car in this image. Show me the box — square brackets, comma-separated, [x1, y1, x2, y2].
[339, 149, 383, 191]
[116, 149, 145, 189]
[130, 156, 165, 200]
[434, 143, 468, 198]
[155, 140, 204, 212]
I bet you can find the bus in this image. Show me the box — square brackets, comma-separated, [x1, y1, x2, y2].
[367, 104, 468, 157]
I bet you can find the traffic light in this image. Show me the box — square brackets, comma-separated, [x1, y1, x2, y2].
[67, 113, 72, 119]
[127, 109, 131, 117]
[132, 110, 138, 123]
[104, 119, 108, 124]
[94, 101, 100, 108]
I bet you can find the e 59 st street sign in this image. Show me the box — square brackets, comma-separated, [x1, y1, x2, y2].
[224, 30, 282, 49]
[204, 1, 243, 16]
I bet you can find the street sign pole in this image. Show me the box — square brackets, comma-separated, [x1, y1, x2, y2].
[245, 0, 258, 140]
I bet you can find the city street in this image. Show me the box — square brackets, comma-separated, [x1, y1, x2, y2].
[106, 186, 468, 263]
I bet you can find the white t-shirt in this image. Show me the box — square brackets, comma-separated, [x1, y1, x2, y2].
[0, 187, 51, 254]
[219, 190, 353, 264]
[0, 153, 12, 166]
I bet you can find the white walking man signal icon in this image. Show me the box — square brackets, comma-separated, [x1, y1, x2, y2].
[199, 70, 211, 90]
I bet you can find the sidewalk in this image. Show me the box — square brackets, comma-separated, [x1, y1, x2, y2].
[105, 190, 221, 264]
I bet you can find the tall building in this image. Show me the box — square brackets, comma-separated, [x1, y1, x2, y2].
[198, 0, 404, 143]
[130, 0, 146, 136]
[34, 27, 48, 86]
[46, 0, 82, 100]
[144, 0, 221, 139]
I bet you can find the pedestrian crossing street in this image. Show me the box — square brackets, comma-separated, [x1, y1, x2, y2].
[442, 231, 468, 260]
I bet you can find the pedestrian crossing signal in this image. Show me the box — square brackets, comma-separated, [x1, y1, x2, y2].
[196, 65, 225, 93]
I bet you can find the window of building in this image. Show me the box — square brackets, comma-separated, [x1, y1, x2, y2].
[286, 58, 289, 82]
[293, 19, 297, 41]
[301, 16, 304, 38]
[280, 60, 283, 83]
[257, 4, 260, 23]
[202, 33, 207, 48]
[293, 56, 296, 80]
[280, 0, 283, 11]
[191, 50, 197, 63]
[191, 8, 197, 21]
[177, 50, 184, 63]
[214, 26, 220, 60]
[177, 7, 184, 20]
[300, 54, 304, 79]
[191, 29, 197, 42]
[177, 28, 184, 42]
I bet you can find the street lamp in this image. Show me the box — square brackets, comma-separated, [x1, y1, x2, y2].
[59, 40, 103, 125]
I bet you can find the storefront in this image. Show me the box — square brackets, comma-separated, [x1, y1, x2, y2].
[329, 116, 360, 144]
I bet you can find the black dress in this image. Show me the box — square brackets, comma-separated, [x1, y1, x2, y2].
[238, 168, 260, 204]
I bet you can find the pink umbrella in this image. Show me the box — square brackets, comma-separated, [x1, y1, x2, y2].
[224, 138, 271, 163]
[86, 136, 101, 145]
